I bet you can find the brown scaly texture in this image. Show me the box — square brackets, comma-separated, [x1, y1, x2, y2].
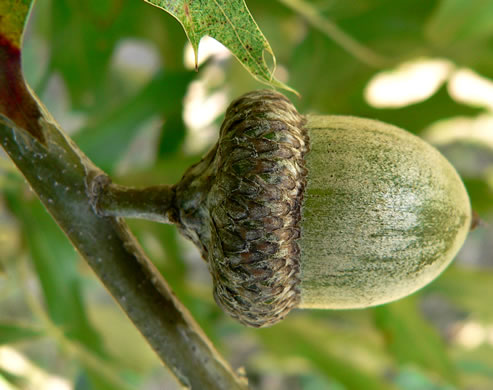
[207, 90, 308, 327]
[173, 90, 308, 327]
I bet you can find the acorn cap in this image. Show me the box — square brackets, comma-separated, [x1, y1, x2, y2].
[173, 90, 307, 327]
[173, 90, 471, 328]
[208, 90, 307, 327]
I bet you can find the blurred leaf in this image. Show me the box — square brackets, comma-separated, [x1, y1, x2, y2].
[395, 366, 456, 390]
[257, 318, 396, 390]
[4, 190, 129, 390]
[457, 345, 493, 389]
[374, 298, 458, 385]
[430, 266, 493, 322]
[458, 356, 493, 379]
[426, 0, 493, 43]
[157, 109, 186, 158]
[87, 303, 159, 372]
[361, 86, 483, 135]
[300, 374, 344, 390]
[48, 1, 142, 109]
[278, 0, 389, 68]
[75, 372, 92, 390]
[78, 368, 127, 390]
[143, 0, 295, 92]
[74, 71, 194, 173]
[424, 0, 493, 78]
[462, 178, 493, 216]
[0, 323, 42, 344]
[117, 154, 200, 186]
[0, 367, 25, 388]
[5, 192, 102, 352]
[286, 0, 493, 125]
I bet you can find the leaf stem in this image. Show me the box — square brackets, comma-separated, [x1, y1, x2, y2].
[277, 0, 391, 68]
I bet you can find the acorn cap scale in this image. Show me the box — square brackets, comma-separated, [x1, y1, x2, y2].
[173, 90, 471, 328]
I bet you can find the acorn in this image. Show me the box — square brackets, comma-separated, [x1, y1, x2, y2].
[171, 90, 471, 328]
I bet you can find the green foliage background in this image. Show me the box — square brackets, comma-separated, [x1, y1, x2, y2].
[1, 0, 493, 389]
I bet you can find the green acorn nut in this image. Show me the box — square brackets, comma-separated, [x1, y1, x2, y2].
[172, 90, 472, 328]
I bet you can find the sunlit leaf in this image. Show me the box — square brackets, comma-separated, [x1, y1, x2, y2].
[143, 0, 295, 93]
